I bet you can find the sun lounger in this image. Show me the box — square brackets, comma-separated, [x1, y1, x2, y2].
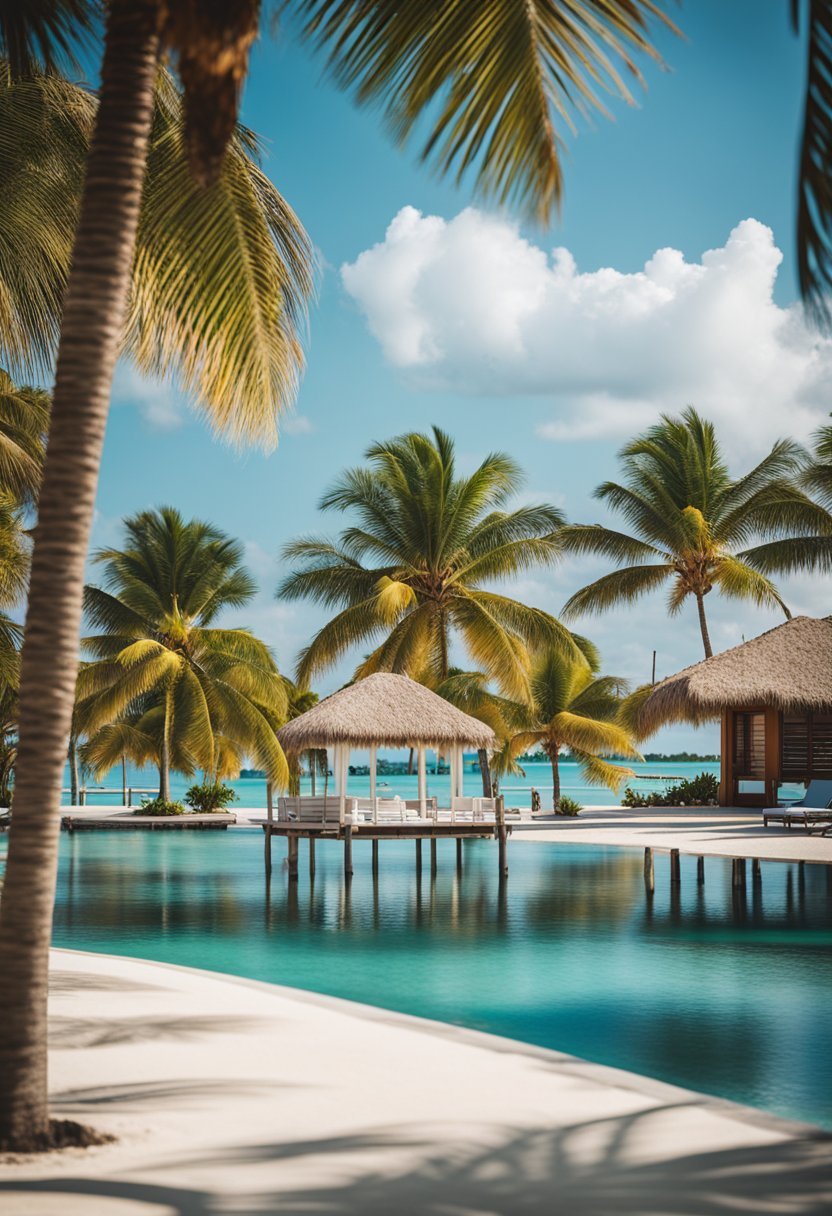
[762, 779, 832, 830]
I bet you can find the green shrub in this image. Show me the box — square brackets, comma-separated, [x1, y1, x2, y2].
[185, 781, 238, 812]
[621, 771, 719, 808]
[556, 796, 582, 816]
[137, 797, 185, 816]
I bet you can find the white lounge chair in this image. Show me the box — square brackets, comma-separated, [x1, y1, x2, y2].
[762, 780, 832, 830]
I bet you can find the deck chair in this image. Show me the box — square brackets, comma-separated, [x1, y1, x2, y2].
[762, 779, 832, 830]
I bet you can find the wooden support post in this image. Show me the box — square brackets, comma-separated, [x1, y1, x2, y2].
[643, 847, 654, 893]
[415, 837, 422, 879]
[752, 857, 761, 882]
[308, 835, 316, 880]
[732, 857, 746, 888]
[456, 837, 463, 874]
[344, 825, 353, 877]
[372, 838, 379, 878]
[287, 834, 299, 881]
[430, 837, 437, 877]
[696, 856, 705, 885]
[264, 782, 273, 878]
[669, 848, 681, 885]
[497, 795, 508, 878]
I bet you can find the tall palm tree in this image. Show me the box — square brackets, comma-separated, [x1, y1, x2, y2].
[507, 648, 641, 813]
[0, 3, 312, 1148]
[279, 427, 574, 700]
[559, 409, 832, 658]
[77, 508, 289, 800]
[0, 372, 49, 505]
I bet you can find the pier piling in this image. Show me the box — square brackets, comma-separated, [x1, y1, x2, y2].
[669, 849, 681, 885]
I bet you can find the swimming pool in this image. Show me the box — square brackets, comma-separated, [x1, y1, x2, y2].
[5, 828, 831, 1128]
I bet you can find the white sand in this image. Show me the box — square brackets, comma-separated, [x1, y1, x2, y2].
[0, 948, 829, 1214]
[512, 805, 832, 864]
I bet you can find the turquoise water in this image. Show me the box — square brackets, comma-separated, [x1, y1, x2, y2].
[63, 758, 723, 808]
[5, 828, 831, 1129]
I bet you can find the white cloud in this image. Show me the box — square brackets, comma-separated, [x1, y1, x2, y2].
[342, 208, 832, 453]
[282, 413, 315, 436]
[113, 363, 185, 431]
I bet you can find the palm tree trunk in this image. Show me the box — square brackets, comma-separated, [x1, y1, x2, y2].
[477, 748, 492, 797]
[407, 747, 414, 775]
[309, 750, 316, 796]
[550, 747, 561, 812]
[68, 738, 79, 807]
[695, 592, 713, 659]
[121, 754, 128, 807]
[0, 1, 161, 1150]
[159, 690, 172, 802]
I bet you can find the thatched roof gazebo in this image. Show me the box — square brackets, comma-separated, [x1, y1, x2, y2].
[640, 616, 832, 806]
[277, 672, 496, 820]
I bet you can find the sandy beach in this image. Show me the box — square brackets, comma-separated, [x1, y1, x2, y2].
[0, 947, 829, 1215]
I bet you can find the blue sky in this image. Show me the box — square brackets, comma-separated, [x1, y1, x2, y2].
[95, 2, 822, 752]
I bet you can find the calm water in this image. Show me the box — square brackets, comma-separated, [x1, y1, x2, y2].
[4, 828, 830, 1129]
[63, 758, 723, 808]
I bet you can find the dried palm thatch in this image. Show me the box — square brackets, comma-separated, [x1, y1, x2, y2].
[277, 672, 496, 751]
[639, 616, 832, 733]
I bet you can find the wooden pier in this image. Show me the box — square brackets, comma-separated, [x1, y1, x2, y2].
[263, 794, 510, 880]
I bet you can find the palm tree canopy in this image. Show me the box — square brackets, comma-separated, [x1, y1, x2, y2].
[80, 507, 290, 787]
[560, 407, 832, 642]
[278, 425, 575, 698]
[294, 0, 675, 221]
[0, 65, 314, 446]
[0, 0, 93, 78]
[510, 647, 640, 795]
[0, 369, 48, 503]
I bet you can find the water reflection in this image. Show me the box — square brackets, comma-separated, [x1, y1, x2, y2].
[7, 830, 830, 1129]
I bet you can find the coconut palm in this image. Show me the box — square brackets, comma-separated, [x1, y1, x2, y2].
[559, 408, 832, 658]
[0, 372, 48, 505]
[0, 6, 314, 1146]
[279, 427, 574, 701]
[508, 648, 641, 813]
[745, 421, 832, 576]
[77, 508, 289, 802]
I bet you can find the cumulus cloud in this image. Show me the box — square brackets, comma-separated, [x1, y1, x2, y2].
[341, 208, 832, 452]
[114, 363, 184, 431]
[282, 413, 315, 436]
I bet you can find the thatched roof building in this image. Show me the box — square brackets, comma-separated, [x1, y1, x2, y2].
[640, 616, 832, 733]
[640, 616, 832, 807]
[277, 672, 496, 752]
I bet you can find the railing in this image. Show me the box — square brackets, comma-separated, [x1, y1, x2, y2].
[275, 794, 501, 826]
[61, 786, 157, 807]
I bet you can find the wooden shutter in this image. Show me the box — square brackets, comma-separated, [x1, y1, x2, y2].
[781, 713, 810, 780]
[811, 713, 832, 777]
[733, 712, 765, 777]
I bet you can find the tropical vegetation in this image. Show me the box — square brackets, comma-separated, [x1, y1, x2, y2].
[3, 0, 832, 1157]
[505, 646, 641, 813]
[560, 408, 832, 657]
[279, 426, 574, 700]
[621, 771, 719, 808]
[77, 508, 290, 799]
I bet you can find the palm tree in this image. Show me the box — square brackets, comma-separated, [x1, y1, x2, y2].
[279, 427, 574, 701]
[0, 5, 313, 1147]
[77, 508, 289, 800]
[559, 408, 832, 658]
[0, 372, 48, 505]
[507, 648, 641, 813]
[434, 668, 527, 796]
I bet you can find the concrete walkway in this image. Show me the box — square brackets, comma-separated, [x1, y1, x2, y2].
[513, 805, 832, 864]
[0, 949, 830, 1215]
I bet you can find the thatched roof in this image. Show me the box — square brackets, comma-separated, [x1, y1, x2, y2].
[277, 673, 497, 751]
[640, 616, 832, 732]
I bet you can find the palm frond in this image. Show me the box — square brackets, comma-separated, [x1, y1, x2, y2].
[562, 563, 671, 619]
[793, 0, 832, 323]
[294, 0, 673, 221]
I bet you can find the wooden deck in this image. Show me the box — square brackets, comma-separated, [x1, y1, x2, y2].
[61, 811, 237, 831]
